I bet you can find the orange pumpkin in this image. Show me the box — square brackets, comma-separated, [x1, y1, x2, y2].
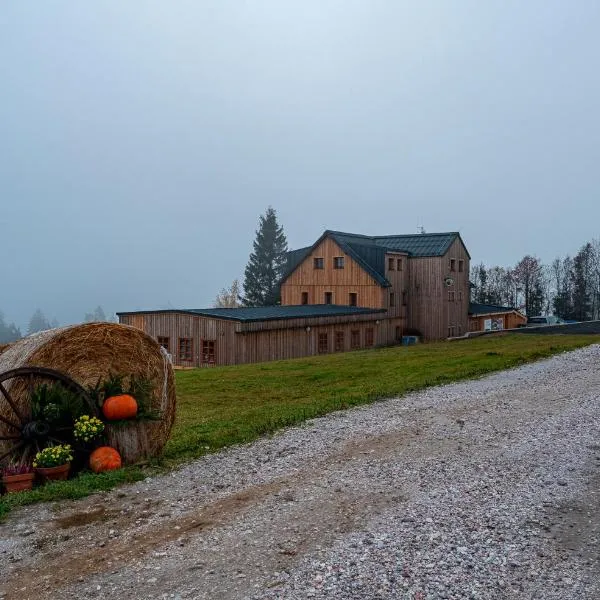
[89, 446, 122, 473]
[102, 394, 138, 420]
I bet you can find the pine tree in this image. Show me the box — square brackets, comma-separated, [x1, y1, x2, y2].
[242, 207, 288, 306]
[27, 309, 51, 335]
[0, 311, 22, 343]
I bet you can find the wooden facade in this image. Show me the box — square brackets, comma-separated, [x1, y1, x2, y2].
[281, 232, 470, 341]
[406, 238, 470, 339]
[281, 237, 388, 309]
[119, 310, 401, 367]
[468, 309, 526, 332]
[119, 230, 471, 367]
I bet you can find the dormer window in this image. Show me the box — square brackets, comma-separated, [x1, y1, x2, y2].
[388, 258, 395, 270]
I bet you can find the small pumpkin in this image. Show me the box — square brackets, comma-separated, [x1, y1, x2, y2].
[89, 446, 122, 473]
[102, 394, 138, 420]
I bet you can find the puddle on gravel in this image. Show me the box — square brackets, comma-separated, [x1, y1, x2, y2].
[53, 506, 120, 529]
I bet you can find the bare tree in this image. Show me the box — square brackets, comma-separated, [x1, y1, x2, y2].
[513, 256, 544, 316]
[214, 279, 242, 308]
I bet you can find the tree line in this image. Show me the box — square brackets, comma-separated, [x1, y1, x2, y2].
[0, 306, 114, 344]
[471, 239, 600, 320]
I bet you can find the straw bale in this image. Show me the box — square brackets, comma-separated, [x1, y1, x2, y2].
[0, 323, 176, 464]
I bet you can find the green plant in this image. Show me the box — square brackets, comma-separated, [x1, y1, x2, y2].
[87, 373, 159, 423]
[31, 384, 87, 426]
[73, 415, 105, 442]
[33, 444, 73, 468]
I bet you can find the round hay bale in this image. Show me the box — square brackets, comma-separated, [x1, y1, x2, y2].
[0, 323, 176, 464]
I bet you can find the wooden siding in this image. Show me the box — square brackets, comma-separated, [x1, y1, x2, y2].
[120, 312, 404, 367]
[469, 311, 526, 332]
[281, 237, 385, 309]
[407, 237, 470, 340]
[384, 252, 408, 320]
[120, 313, 238, 368]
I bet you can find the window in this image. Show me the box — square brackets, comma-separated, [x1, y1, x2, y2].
[351, 330, 360, 349]
[318, 332, 328, 354]
[157, 336, 170, 352]
[395, 326, 401, 340]
[301, 291, 308, 305]
[458, 259, 464, 273]
[388, 257, 395, 271]
[448, 290, 456, 302]
[450, 259, 456, 272]
[314, 257, 324, 269]
[333, 256, 345, 269]
[390, 292, 395, 307]
[365, 328, 374, 347]
[448, 325, 456, 337]
[397, 258, 403, 271]
[179, 338, 193, 361]
[335, 331, 344, 351]
[349, 292, 357, 307]
[402, 291, 408, 306]
[201, 340, 215, 365]
[324, 291, 333, 304]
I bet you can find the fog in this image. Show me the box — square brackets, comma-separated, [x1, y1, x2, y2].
[2, 1, 599, 330]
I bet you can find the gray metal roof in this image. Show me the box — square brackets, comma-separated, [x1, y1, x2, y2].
[117, 305, 385, 323]
[469, 303, 519, 315]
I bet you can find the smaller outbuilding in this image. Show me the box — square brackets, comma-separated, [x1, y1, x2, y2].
[118, 305, 392, 368]
[468, 303, 526, 332]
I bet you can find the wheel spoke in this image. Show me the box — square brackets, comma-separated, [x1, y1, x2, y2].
[0, 412, 21, 432]
[0, 381, 26, 424]
[0, 440, 26, 464]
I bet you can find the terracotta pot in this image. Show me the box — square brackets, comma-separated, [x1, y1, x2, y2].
[35, 463, 70, 482]
[2, 472, 35, 493]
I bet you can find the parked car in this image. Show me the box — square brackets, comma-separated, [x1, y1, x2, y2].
[525, 315, 565, 327]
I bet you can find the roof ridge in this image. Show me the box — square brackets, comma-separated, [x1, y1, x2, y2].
[326, 230, 460, 239]
[373, 232, 460, 239]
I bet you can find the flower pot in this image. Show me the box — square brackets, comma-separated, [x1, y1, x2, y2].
[2, 472, 35, 493]
[35, 463, 70, 482]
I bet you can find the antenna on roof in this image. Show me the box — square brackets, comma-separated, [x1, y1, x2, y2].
[417, 225, 426, 234]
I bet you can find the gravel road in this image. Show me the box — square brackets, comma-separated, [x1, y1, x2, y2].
[1, 345, 599, 600]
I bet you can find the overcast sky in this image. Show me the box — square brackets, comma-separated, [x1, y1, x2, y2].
[1, 1, 599, 330]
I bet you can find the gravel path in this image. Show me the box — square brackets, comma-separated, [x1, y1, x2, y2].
[1, 345, 600, 600]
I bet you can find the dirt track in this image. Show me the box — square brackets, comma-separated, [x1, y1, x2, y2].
[1, 345, 599, 599]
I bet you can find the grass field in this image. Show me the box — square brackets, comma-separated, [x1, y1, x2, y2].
[1, 333, 599, 518]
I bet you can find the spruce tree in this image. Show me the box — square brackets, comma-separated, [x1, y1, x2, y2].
[242, 207, 288, 306]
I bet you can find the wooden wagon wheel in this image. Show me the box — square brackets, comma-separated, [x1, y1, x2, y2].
[0, 366, 97, 466]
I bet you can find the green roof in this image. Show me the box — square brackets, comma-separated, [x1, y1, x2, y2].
[117, 305, 385, 323]
[282, 230, 468, 288]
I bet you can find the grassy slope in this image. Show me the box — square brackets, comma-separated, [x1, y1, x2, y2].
[1, 334, 598, 518]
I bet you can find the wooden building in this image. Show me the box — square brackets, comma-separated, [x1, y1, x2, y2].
[119, 230, 471, 367]
[281, 230, 470, 340]
[118, 305, 390, 367]
[468, 303, 526, 332]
